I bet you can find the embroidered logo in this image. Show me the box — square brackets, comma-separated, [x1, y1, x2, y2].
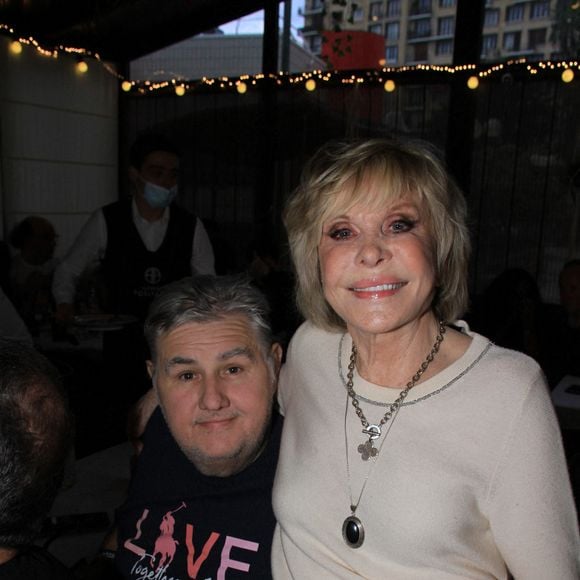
[144, 267, 162, 285]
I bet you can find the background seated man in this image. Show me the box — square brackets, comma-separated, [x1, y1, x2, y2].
[0, 340, 74, 579]
[108, 276, 282, 579]
[9, 215, 59, 333]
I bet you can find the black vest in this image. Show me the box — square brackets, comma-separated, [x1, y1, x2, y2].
[102, 199, 196, 319]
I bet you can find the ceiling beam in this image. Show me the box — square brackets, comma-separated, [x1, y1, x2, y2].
[0, 0, 269, 61]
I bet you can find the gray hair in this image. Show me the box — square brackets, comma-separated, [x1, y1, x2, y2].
[145, 275, 274, 362]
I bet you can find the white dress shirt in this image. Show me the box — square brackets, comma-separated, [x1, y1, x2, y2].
[53, 199, 215, 305]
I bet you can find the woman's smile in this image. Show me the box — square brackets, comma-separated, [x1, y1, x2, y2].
[349, 280, 408, 297]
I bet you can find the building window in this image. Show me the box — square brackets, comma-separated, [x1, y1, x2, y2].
[481, 33, 498, 54]
[385, 45, 399, 64]
[370, 1, 383, 20]
[310, 0, 324, 9]
[438, 16, 454, 36]
[504, 31, 521, 51]
[410, 18, 431, 38]
[436, 39, 453, 55]
[484, 8, 499, 27]
[412, 0, 432, 15]
[310, 35, 322, 54]
[528, 27, 547, 48]
[369, 23, 383, 34]
[386, 21, 400, 41]
[530, 1, 550, 19]
[506, 3, 525, 22]
[439, 0, 455, 7]
[386, 0, 401, 18]
[352, 6, 364, 22]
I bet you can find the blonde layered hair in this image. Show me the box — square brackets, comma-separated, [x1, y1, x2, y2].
[284, 138, 470, 332]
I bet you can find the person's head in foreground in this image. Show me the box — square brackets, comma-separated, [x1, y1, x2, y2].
[285, 137, 470, 338]
[0, 340, 72, 563]
[144, 275, 282, 477]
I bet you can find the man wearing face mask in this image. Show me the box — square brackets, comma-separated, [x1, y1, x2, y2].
[52, 133, 215, 323]
[51, 135, 215, 430]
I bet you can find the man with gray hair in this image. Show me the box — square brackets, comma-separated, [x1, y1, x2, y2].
[112, 275, 282, 579]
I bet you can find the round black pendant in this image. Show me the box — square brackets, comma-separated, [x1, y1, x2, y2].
[342, 515, 364, 548]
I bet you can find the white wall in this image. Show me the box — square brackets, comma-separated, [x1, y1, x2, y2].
[0, 37, 119, 259]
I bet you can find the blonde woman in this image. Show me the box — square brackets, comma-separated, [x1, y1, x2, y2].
[272, 139, 579, 579]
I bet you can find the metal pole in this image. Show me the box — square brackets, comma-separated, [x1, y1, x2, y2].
[263, 0, 280, 75]
[281, 0, 292, 72]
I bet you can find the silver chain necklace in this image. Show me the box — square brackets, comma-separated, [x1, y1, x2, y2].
[342, 320, 446, 549]
[345, 320, 446, 461]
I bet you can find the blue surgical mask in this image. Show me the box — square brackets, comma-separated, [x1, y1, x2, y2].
[142, 181, 178, 209]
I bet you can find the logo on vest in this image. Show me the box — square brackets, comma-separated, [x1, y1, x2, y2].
[144, 267, 162, 286]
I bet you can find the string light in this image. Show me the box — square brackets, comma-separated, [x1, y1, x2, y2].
[383, 79, 396, 92]
[76, 60, 88, 74]
[305, 78, 316, 91]
[467, 75, 479, 89]
[562, 68, 574, 83]
[9, 40, 22, 54]
[1, 23, 579, 97]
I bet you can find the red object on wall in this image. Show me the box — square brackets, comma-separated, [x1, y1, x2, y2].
[321, 30, 384, 69]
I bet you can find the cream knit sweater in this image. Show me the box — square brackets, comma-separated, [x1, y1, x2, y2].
[272, 322, 580, 579]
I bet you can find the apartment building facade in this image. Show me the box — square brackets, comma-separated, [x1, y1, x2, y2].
[300, 0, 561, 67]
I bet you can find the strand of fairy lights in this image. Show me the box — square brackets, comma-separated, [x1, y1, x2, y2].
[2, 23, 578, 96]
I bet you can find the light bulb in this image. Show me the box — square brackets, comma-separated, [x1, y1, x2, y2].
[467, 75, 479, 90]
[561, 68, 574, 83]
[384, 79, 396, 92]
[9, 40, 22, 55]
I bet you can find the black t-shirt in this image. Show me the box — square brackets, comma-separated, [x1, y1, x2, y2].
[0, 546, 74, 580]
[115, 408, 281, 579]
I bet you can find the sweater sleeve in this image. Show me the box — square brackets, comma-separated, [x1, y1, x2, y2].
[487, 369, 580, 579]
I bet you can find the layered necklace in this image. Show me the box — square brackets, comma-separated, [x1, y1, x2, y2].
[342, 320, 446, 549]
